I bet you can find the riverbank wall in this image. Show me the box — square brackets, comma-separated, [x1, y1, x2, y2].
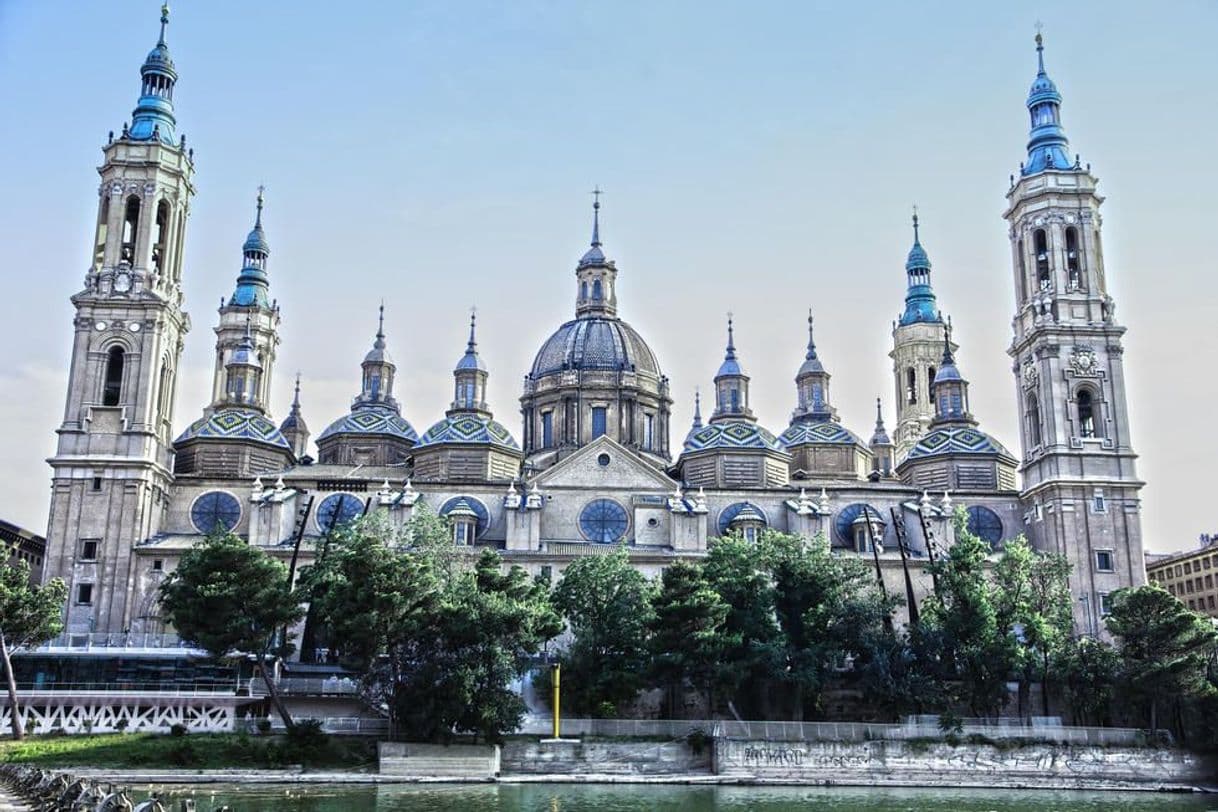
[501, 739, 710, 775]
[713, 738, 1215, 789]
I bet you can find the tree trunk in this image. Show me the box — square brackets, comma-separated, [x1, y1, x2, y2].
[259, 659, 294, 730]
[1149, 697, 1158, 733]
[0, 635, 23, 741]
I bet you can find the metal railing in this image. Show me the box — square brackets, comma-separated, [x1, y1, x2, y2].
[248, 677, 360, 696]
[516, 717, 1155, 747]
[236, 716, 389, 736]
[32, 632, 194, 652]
[12, 682, 237, 697]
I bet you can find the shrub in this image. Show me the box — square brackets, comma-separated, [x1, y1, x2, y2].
[169, 723, 189, 738]
[256, 718, 272, 735]
[686, 728, 710, 755]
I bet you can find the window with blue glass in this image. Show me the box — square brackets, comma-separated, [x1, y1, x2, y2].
[966, 505, 1004, 548]
[579, 499, 628, 544]
[591, 407, 607, 439]
[541, 411, 553, 447]
[190, 491, 241, 535]
[316, 493, 364, 534]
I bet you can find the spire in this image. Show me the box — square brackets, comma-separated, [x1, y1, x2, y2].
[574, 188, 618, 318]
[712, 314, 754, 422]
[1022, 28, 1074, 176]
[930, 324, 972, 424]
[869, 397, 894, 476]
[279, 372, 311, 458]
[363, 303, 392, 365]
[454, 307, 487, 373]
[792, 310, 835, 422]
[716, 314, 742, 377]
[128, 4, 179, 145]
[692, 389, 703, 429]
[899, 207, 941, 326]
[577, 188, 608, 269]
[358, 303, 398, 410]
[450, 307, 490, 415]
[797, 310, 825, 377]
[230, 187, 272, 308]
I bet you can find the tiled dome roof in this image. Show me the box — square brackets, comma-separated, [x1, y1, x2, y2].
[683, 420, 782, 453]
[317, 405, 417, 443]
[906, 425, 1014, 461]
[416, 414, 520, 452]
[175, 408, 291, 451]
[529, 317, 662, 379]
[779, 420, 863, 448]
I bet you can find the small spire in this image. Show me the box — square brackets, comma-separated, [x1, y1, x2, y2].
[805, 310, 818, 360]
[911, 205, 921, 244]
[589, 187, 603, 248]
[376, 302, 385, 343]
[159, 3, 170, 46]
[1035, 23, 1046, 75]
[692, 389, 703, 429]
[941, 324, 955, 365]
[292, 372, 302, 409]
[875, 396, 884, 425]
[255, 185, 265, 228]
[467, 307, 478, 352]
[725, 313, 736, 360]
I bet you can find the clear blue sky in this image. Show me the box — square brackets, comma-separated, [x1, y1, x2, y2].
[1, 2, 1215, 553]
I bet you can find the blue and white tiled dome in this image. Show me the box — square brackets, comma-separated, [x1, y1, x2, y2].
[416, 414, 520, 451]
[906, 425, 1014, 461]
[683, 421, 782, 453]
[175, 408, 291, 451]
[779, 420, 864, 449]
[530, 318, 662, 379]
[317, 405, 418, 444]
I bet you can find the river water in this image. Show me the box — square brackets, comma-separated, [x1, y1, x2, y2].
[141, 783, 1215, 811]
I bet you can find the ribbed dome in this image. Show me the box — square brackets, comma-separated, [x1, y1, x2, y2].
[317, 405, 417, 444]
[175, 408, 291, 451]
[416, 414, 520, 451]
[529, 317, 662, 379]
[779, 420, 864, 448]
[683, 421, 783, 453]
[906, 425, 1014, 462]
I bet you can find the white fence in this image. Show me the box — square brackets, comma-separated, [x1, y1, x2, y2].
[236, 716, 389, 736]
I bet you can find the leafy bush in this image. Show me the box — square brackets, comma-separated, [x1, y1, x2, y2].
[169, 723, 189, 738]
[256, 718, 272, 735]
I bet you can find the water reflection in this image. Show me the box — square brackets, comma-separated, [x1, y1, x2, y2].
[145, 783, 1213, 812]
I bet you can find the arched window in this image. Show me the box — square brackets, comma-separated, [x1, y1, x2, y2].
[906, 368, 917, 404]
[730, 387, 740, 412]
[94, 197, 110, 269]
[102, 347, 124, 406]
[1026, 393, 1042, 446]
[121, 196, 141, 264]
[153, 200, 170, 276]
[580, 281, 588, 300]
[1077, 389, 1098, 438]
[157, 362, 173, 420]
[1034, 229, 1051, 291]
[592, 279, 603, 300]
[927, 366, 936, 403]
[1065, 227, 1081, 289]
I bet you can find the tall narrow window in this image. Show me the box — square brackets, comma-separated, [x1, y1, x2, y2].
[906, 368, 917, 404]
[102, 347, 125, 406]
[121, 196, 141, 264]
[927, 366, 936, 403]
[644, 414, 654, 450]
[153, 201, 170, 276]
[1026, 394, 1042, 446]
[94, 197, 110, 269]
[541, 412, 553, 448]
[157, 363, 173, 420]
[592, 279, 603, 300]
[1017, 238, 1028, 301]
[1034, 229, 1051, 291]
[591, 406, 607, 439]
[369, 373, 381, 399]
[1065, 227, 1080, 289]
[1077, 389, 1097, 438]
[730, 387, 740, 412]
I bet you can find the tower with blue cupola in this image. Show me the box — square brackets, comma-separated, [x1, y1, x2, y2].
[1005, 33, 1145, 632]
[209, 189, 281, 413]
[45, 4, 196, 636]
[890, 212, 954, 460]
[414, 312, 523, 482]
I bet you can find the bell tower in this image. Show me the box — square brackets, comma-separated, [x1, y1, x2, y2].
[44, 5, 195, 635]
[1005, 33, 1145, 634]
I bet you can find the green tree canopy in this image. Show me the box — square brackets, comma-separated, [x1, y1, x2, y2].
[159, 530, 304, 727]
[648, 560, 729, 717]
[552, 546, 655, 716]
[0, 559, 67, 739]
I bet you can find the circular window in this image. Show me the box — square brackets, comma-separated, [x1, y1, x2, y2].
[316, 493, 365, 534]
[597, 453, 611, 467]
[967, 505, 1004, 548]
[439, 496, 490, 539]
[717, 502, 769, 536]
[190, 491, 241, 535]
[647, 517, 659, 528]
[834, 503, 886, 545]
[579, 499, 629, 544]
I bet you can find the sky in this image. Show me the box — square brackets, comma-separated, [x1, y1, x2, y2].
[0, 2, 1215, 554]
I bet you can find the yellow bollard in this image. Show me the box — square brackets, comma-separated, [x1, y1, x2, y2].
[551, 662, 561, 740]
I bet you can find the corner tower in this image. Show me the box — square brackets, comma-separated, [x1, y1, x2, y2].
[890, 212, 953, 460]
[1005, 33, 1145, 630]
[45, 5, 195, 635]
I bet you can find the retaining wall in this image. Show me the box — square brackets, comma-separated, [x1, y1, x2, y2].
[713, 738, 1214, 789]
[501, 739, 710, 775]
[378, 742, 501, 778]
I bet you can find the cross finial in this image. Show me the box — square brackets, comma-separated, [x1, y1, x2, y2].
[377, 301, 385, 338]
[912, 204, 920, 242]
[467, 306, 478, 351]
[589, 187, 602, 247]
[255, 185, 265, 227]
[1034, 22, 1046, 72]
[159, 4, 170, 45]
[806, 309, 817, 359]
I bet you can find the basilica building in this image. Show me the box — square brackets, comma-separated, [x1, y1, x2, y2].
[43, 9, 1145, 650]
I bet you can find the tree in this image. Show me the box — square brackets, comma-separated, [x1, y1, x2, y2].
[702, 534, 783, 717]
[761, 531, 894, 719]
[159, 530, 304, 728]
[920, 510, 1012, 718]
[648, 560, 729, 717]
[393, 549, 561, 742]
[1106, 585, 1218, 732]
[1058, 636, 1120, 726]
[552, 546, 655, 716]
[299, 513, 439, 736]
[992, 536, 1073, 718]
[0, 560, 66, 740]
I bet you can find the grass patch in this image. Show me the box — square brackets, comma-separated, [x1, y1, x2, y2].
[0, 732, 377, 770]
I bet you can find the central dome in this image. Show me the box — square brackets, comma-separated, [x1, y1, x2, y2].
[529, 317, 662, 380]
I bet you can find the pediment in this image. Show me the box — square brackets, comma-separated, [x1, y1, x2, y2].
[531, 435, 678, 492]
